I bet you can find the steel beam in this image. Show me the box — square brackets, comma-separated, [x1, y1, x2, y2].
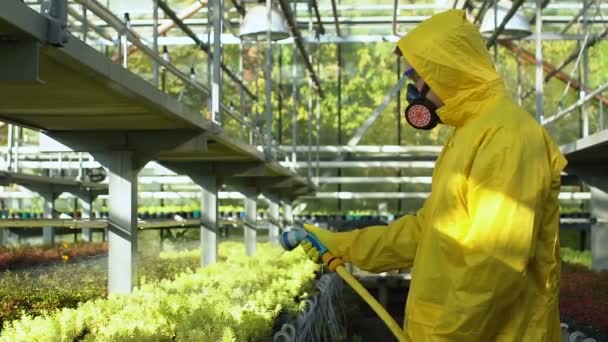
[544, 28, 608, 83]
[529, 0, 551, 23]
[474, 0, 492, 25]
[347, 76, 407, 146]
[156, 0, 256, 101]
[282, 160, 435, 168]
[267, 194, 280, 246]
[212, 0, 223, 123]
[42, 191, 56, 245]
[277, 0, 324, 98]
[264, 0, 273, 158]
[543, 82, 608, 125]
[315, 176, 432, 184]
[79, 191, 94, 242]
[301, 191, 591, 200]
[199, 176, 218, 266]
[229, 0, 245, 17]
[560, 0, 593, 34]
[243, 188, 257, 256]
[485, 0, 525, 48]
[330, 0, 341, 36]
[283, 200, 294, 231]
[502, 41, 608, 106]
[310, 0, 325, 34]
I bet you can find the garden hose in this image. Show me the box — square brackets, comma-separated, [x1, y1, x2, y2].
[281, 229, 407, 342]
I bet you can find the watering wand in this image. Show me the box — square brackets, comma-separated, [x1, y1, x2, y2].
[280, 228, 407, 342]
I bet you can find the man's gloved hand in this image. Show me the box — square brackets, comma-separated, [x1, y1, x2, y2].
[301, 224, 343, 263]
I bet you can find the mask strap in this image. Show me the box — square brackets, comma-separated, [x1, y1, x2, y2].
[420, 83, 431, 97]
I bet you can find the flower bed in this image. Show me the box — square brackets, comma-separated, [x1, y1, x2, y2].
[560, 262, 608, 337]
[0, 242, 317, 341]
[0, 243, 108, 271]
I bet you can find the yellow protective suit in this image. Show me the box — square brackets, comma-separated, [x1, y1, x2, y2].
[311, 9, 568, 341]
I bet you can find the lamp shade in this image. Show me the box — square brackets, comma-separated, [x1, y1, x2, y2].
[240, 4, 290, 41]
[480, 2, 532, 40]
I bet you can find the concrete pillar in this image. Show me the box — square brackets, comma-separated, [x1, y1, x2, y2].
[79, 191, 94, 242]
[268, 194, 280, 247]
[200, 176, 218, 266]
[105, 151, 139, 294]
[42, 192, 56, 245]
[590, 183, 608, 270]
[244, 189, 257, 256]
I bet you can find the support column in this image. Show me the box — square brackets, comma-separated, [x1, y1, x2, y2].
[244, 189, 257, 256]
[590, 182, 608, 270]
[268, 194, 280, 247]
[104, 151, 140, 294]
[200, 176, 218, 266]
[283, 200, 294, 231]
[79, 191, 94, 242]
[42, 192, 56, 245]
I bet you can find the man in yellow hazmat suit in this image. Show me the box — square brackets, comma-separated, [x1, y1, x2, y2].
[302, 9, 567, 341]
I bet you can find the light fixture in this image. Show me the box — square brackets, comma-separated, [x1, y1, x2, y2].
[239, 4, 290, 41]
[480, 2, 532, 40]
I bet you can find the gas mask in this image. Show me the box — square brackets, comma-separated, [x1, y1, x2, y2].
[403, 70, 442, 130]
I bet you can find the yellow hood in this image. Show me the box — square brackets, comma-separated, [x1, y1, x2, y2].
[397, 9, 507, 127]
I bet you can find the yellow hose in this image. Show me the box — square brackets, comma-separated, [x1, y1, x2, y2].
[335, 266, 407, 342]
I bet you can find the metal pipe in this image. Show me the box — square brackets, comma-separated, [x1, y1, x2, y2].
[543, 82, 608, 125]
[264, 0, 273, 158]
[485, 0, 525, 49]
[545, 27, 608, 83]
[535, 0, 544, 123]
[6, 125, 13, 171]
[123, 13, 130, 68]
[291, 0, 298, 172]
[156, 0, 257, 100]
[529, 0, 551, 23]
[311, 0, 325, 35]
[153, 0, 159, 87]
[315, 37, 321, 182]
[212, 0, 223, 124]
[277, 0, 324, 98]
[560, 0, 593, 34]
[278, 46, 283, 146]
[474, 0, 492, 25]
[337, 44, 342, 212]
[307, 2, 313, 182]
[82, 6, 88, 43]
[67, 6, 112, 41]
[493, 0, 498, 64]
[601, 98, 605, 130]
[330, 0, 341, 36]
[581, 0, 590, 138]
[114, 1, 207, 60]
[229, 0, 245, 17]
[392, 0, 400, 36]
[501, 40, 608, 106]
[74, 0, 252, 128]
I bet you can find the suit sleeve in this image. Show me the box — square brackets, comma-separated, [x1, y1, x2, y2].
[331, 205, 427, 273]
